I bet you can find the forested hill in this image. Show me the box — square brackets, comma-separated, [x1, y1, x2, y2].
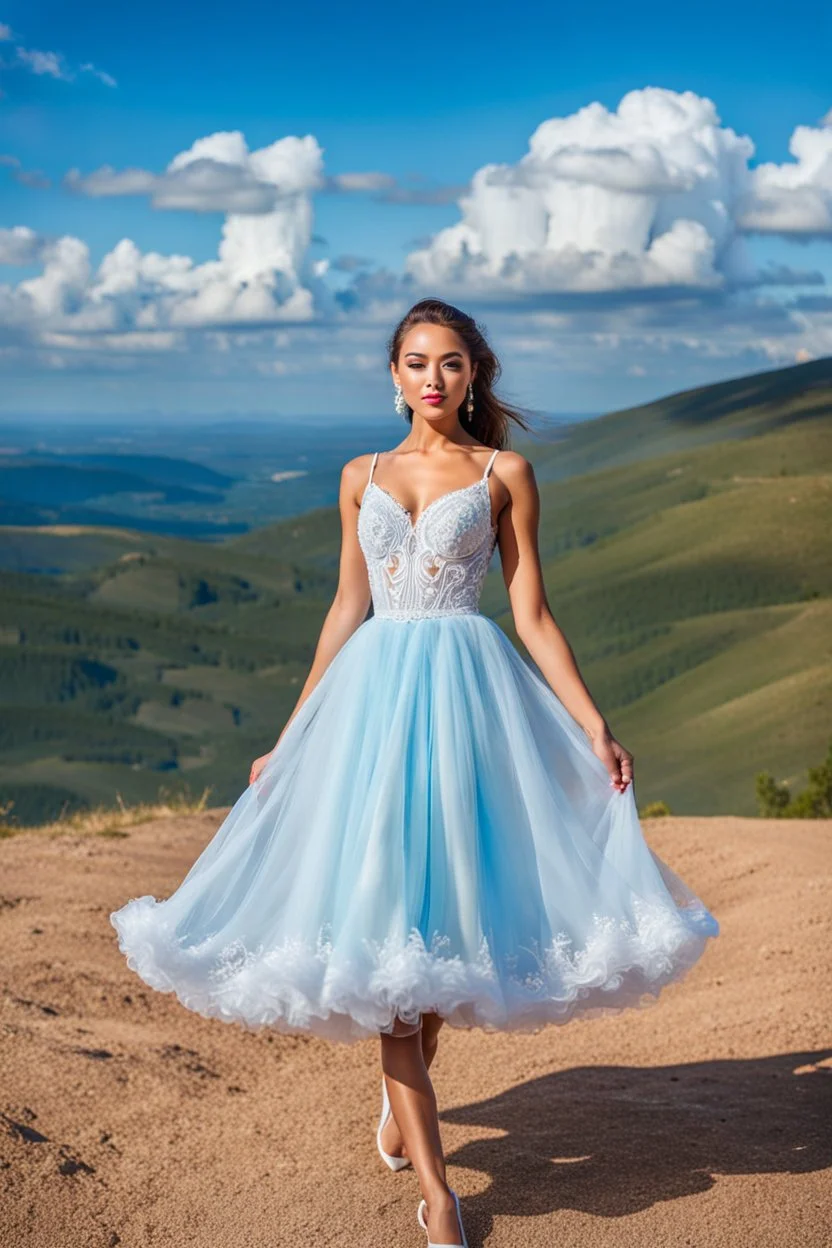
[1, 356, 829, 826]
[529, 353, 832, 483]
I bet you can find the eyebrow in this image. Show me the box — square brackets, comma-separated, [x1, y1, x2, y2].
[404, 350, 464, 359]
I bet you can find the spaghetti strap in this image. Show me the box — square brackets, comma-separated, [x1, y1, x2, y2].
[482, 448, 500, 479]
[366, 451, 379, 487]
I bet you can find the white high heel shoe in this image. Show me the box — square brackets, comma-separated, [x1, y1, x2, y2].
[376, 1074, 411, 1171]
[417, 1188, 469, 1248]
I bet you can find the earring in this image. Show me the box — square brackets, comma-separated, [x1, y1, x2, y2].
[394, 383, 408, 417]
[466, 382, 474, 422]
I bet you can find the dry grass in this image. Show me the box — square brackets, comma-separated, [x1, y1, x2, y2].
[0, 786, 213, 840]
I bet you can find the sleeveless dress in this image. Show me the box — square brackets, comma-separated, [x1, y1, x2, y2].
[110, 447, 719, 1044]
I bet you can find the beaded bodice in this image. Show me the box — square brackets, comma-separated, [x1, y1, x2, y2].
[357, 448, 500, 620]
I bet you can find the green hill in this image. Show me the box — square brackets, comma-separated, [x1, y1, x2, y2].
[484, 418, 831, 814]
[1, 356, 830, 824]
[531, 354, 832, 482]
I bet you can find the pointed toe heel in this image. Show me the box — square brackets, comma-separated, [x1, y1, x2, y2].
[376, 1074, 411, 1172]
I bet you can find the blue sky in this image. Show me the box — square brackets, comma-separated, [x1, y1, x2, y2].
[1, 0, 831, 419]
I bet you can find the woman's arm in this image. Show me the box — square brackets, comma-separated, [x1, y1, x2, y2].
[494, 452, 633, 793]
[249, 454, 373, 782]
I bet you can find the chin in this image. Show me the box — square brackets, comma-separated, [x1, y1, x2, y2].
[419, 404, 460, 418]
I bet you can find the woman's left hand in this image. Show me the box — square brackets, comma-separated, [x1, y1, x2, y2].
[592, 731, 634, 793]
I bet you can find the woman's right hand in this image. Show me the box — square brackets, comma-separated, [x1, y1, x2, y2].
[248, 752, 273, 785]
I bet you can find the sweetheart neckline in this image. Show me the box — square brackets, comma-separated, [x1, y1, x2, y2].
[364, 477, 498, 534]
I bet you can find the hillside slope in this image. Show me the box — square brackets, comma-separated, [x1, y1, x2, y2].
[1, 358, 830, 822]
[531, 353, 832, 482]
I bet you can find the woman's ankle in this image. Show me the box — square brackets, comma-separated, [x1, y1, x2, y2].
[421, 1178, 454, 1208]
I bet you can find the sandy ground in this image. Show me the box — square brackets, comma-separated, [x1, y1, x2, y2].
[1, 810, 830, 1248]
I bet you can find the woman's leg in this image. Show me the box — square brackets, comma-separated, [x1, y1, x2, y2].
[421, 1009, 446, 1066]
[379, 1013, 461, 1246]
[379, 1009, 445, 1159]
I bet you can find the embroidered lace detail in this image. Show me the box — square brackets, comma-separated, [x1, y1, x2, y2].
[375, 606, 481, 621]
[358, 474, 498, 619]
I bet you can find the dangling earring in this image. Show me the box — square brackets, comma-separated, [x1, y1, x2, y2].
[394, 383, 407, 417]
[466, 381, 474, 422]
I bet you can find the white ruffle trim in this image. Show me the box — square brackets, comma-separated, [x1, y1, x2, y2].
[110, 894, 718, 1045]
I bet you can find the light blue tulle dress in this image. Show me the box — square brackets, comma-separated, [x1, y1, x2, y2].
[110, 447, 719, 1044]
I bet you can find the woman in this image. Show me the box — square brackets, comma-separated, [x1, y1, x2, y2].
[111, 297, 719, 1247]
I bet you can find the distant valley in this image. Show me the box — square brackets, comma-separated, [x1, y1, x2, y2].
[1, 358, 830, 824]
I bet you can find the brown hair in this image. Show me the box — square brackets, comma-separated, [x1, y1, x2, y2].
[386, 297, 534, 449]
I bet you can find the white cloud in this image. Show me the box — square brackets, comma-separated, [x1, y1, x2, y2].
[0, 225, 43, 264]
[0, 132, 333, 348]
[739, 123, 832, 238]
[17, 236, 92, 318]
[39, 330, 180, 352]
[80, 62, 117, 88]
[405, 87, 832, 298]
[406, 88, 757, 296]
[2, 28, 115, 89]
[15, 46, 67, 79]
[66, 131, 326, 214]
[0, 222, 325, 339]
[510, 296, 832, 382]
[63, 165, 156, 198]
[2, 95, 831, 391]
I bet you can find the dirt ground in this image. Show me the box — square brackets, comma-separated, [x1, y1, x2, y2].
[1, 811, 830, 1247]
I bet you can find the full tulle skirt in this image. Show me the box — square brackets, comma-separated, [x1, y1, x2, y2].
[110, 612, 719, 1044]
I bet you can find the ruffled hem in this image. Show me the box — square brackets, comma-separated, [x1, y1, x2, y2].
[110, 893, 719, 1046]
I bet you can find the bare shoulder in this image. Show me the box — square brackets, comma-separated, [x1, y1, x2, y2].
[340, 452, 376, 500]
[492, 449, 537, 495]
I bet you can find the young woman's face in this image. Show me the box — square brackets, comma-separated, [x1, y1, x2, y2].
[391, 323, 477, 422]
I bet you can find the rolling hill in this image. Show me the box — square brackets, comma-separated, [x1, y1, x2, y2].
[1, 356, 830, 825]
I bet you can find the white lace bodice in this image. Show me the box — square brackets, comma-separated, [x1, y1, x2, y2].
[357, 448, 500, 620]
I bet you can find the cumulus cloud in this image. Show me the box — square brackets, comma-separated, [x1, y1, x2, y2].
[0, 131, 336, 351]
[2, 92, 831, 386]
[0, 225, 43, 265]
[405, 89, 757, 296]
[405, 87, 832, 298]
[65, 130, 325, 214]
[0, 226, 322, 340]
[739, 121, 832, 238]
